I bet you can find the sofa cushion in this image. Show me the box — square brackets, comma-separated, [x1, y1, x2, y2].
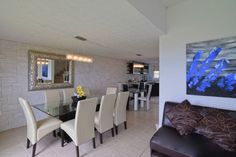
[166, 100, 203, 135]
[150, 126, 236, 157]
[195, 108, 236, 152]
[151, 150, 169, 157]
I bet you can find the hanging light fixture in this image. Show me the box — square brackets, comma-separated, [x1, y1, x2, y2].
[133, 63, 144, 68]
[70, 35, 93, 63]
[66, 54, 93, 63]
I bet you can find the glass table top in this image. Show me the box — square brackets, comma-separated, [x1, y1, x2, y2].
[129, 88, 146, 93]
[33, 98, 77, 117]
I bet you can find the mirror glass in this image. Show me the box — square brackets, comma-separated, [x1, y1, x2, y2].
[36, 58, 70, 84]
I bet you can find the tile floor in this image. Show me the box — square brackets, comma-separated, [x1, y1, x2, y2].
[0, 97, 158, 157]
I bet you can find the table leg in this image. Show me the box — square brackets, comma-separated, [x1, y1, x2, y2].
[141, 92, 144, 108]
[134, 93, 138, 111]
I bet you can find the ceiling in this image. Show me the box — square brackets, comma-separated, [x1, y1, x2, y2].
[160, 0, 186, 7]
[0, 0, 185, 61]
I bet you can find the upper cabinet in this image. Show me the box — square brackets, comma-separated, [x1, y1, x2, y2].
[127, 62, 149, 75]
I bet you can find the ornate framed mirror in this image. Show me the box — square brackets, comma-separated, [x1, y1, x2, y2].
[28, 50, 74, 91]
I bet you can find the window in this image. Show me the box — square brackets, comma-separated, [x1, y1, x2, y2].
[153, 70, 159, 79]
[42, 64, 48, 77]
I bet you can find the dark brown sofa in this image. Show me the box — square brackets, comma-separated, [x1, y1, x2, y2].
[150, 101, 236, 157]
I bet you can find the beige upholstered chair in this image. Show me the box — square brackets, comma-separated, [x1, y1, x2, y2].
[18, 97, 62, 157]
[106, 87, 117, 95]
[94, 94, 116, 144]
[44, 89, 60, 105]
[62, 88, 75, 104]
[113, 91, 129, 134]
[138, 84, 153, 110]
[60, 97, 98, 157]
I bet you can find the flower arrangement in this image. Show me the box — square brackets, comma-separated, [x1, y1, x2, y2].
[76, 85, 85, 97]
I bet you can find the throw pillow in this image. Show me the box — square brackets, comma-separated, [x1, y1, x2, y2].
[166, 100, 203, 135]
[195, 109, 236, 152]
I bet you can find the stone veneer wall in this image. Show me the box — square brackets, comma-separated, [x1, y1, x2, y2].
[0, 39, 128, 132]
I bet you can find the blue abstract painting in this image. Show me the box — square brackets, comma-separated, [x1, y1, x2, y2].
[186, 36, 236, 98]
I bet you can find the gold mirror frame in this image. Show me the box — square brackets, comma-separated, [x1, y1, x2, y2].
[28, 50, 74, 91]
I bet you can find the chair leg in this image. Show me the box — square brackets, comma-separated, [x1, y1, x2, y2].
[111, 128, 114, 137]
[53, 130, 56, 137]
[76, 146, 79, 157]
[99, 133, 103, 144]
[32, 143, 37, 157]
[141, 100, 144, 108]
[93, 137, 96, 149]
[124, 121, 127, 130]
[26, 138, 30, 149]
[61, 129, 64, 147]
[126, 97, 130, 110]
[147, 100, 150, 110]
[115, 125, 118, 135]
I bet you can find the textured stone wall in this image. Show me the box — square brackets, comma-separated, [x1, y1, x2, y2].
[0, 39, 128, 132]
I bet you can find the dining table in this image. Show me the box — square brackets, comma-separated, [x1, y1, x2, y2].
[129, 88, 146, 111]
[33, 96, 100, 142]
[33, 96, 101, 119]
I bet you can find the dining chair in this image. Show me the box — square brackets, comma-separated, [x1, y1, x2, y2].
[118, 83, 123, 92]
[94, 94, 116, 144]
[138, 84, 153, 110]
[121, 84, 131, 110]
[113, 91, 129, 135]
[106, 87, 117, 95]
[62, 88, 75, 104]
[122, 84, 129, 92]
[60, 97, 98, 157]
[44, 89, 61, 105]
[18, 97, 62, 157]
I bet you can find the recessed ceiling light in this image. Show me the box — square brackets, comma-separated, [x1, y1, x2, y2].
[136, 54, 142, 56]
[75, 36, 87, 41]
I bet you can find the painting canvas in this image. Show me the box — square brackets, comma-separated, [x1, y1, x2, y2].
[186, 36, 236, 98]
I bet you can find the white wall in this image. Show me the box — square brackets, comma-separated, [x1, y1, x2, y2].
[0, 39, 128, 132]
[74, 55, 128, 96]
[159, 0, 236, 125]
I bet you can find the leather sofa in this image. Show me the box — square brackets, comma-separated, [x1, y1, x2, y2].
[150, 101, 236, 157]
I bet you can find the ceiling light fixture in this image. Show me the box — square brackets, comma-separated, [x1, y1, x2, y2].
[133, 63, 144, 68]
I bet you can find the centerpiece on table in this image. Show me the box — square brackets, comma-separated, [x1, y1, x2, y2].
[76, 85, 86, 98]
[72, 85, 87, 107]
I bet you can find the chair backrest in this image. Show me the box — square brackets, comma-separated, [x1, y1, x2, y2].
[139, 82, 145, 90]
[106, 87, 117, 95]
[62, 88, 75, 104]
[146, 84, 153, 100]
[131, 83, 139, 89]
[123, 84, 129, 92]
[18, 97, 37, 144]
[97, 94, 117, 132]
[44, 89, 60, 105]
[118, 83, 123, 91]
[113, 91, 129, 126]
[74, 97, 98, 145]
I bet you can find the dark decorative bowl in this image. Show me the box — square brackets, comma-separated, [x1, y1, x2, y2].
[71, 96, 87, 107]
